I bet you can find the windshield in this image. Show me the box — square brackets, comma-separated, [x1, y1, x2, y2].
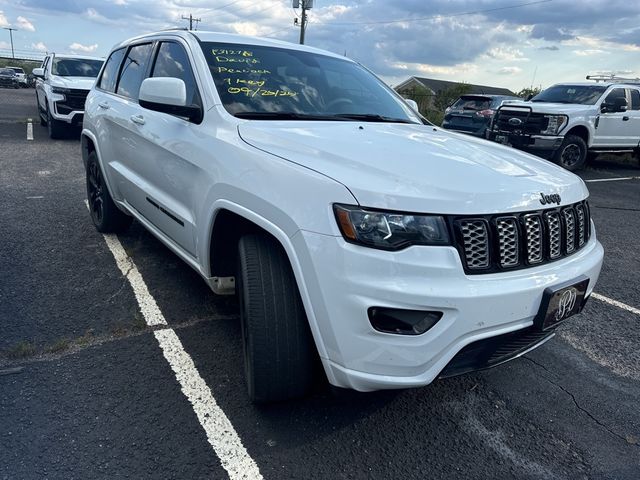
[9, 68, 24, 74]
[52, 58, 104, 77]
[0, 68, 15, 76]
[531, 85, 607, 105]
[201, 42, 420, 123]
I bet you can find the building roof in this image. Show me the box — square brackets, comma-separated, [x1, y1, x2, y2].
[395, 76, 516, 96]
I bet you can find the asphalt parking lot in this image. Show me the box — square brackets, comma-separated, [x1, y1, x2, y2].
[1, 87, 639, 480]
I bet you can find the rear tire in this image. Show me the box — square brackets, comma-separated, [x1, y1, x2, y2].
[553, 135, 587, 171]
[237, 234, 316, 403]
[86, 151, 132, 233]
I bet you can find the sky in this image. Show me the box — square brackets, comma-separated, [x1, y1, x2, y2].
[0, 0, 639, 92]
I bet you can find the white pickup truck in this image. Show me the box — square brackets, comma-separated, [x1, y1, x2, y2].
[487, 79, 640, 170]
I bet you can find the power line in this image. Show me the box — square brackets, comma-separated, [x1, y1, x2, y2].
[312, 0, 553, 26]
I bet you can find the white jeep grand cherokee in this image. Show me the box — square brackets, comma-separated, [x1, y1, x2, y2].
[82, 31, 604, 403]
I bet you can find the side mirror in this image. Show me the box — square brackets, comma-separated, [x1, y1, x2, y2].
[139, 77, 202, 123]
[403, 98, 419, 112]
[601, 97, 628, 113]
[32, 68, 44, 78]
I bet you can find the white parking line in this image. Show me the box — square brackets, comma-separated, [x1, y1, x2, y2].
[592, 293, 640, 316]
[26, 119, 33, 141]
[584, 176, 640, 183]
[87, 202, 262, 480]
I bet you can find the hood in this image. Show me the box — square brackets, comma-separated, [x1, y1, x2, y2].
[49, 75, 97, 91]
[502, 100, 592, 115]
[238, 121, 588, 214]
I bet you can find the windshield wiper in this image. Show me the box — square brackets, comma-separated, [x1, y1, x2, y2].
[332, 113, 414, 124]
[234, 112, 347, 121]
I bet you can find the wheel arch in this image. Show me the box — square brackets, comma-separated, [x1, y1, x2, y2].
[565, 124, 590, 145]
[205, 201, 331, 363]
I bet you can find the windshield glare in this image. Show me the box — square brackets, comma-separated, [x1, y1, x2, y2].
[201, 42, 420, 123]
[531, 85, 607, 105]
[52, 58, 104, 77]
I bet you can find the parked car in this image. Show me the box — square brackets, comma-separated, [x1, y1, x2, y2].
[487, 78, 640, 170]
[6, 66, 28, 87]
[0, 68, 20, 88]
[82, 30, 603, 403]
[33, 53, 104, 138]
[442, 94, 519, 137]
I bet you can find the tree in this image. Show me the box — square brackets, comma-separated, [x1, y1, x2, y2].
[515, 86, 542, 99]
[399, 82, 472, 125]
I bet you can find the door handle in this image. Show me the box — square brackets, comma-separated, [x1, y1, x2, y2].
[98, 102, 110, 109]
[130, 114, 146, 125]
[622, 116, 629, 121]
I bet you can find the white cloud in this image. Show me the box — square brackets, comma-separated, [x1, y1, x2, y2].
[16, 16, 35, 32]
[573, 49, 605, 56]
[31, 41, 48, 52]
[484, 47, 528, 62]
[0, 40, 10, 49]
[0, 10, 9, 28]
[497, 66, 523, 75]
[69, 42, 99, 53]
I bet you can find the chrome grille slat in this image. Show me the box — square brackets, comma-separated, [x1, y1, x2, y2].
[456, 200, 590, 274]
[496, 217, 519, 267]
[545, 212, 561, 259]
[575, 204, 586, 246]
[564, 208, 576, 253]
[524, 215, 543, 264]
[460, 220, 489, 269]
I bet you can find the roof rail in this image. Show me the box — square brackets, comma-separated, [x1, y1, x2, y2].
[160, 27, 190, 31]
[586, 74, 640, 84]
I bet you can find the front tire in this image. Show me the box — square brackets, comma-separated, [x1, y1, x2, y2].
[86, 151, 132, 233]
[553, 135, 587, 171]
[237, 234, 317, 403]
[47, 107, 65, 139]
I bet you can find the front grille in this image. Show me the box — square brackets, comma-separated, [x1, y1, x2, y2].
[493, 108, 549, 135]
[453, 200, 591, 274]
[56, 88, 89, 112]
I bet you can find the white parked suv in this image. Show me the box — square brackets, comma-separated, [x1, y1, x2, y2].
[33, 53, 104, 138]
[488, 79, 640, 170]
[82, 30, 604, 403]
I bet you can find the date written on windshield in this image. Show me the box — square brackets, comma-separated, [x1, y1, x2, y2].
[228, 86, 297, 97]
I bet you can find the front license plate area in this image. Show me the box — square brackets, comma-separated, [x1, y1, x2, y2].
[495, 134, 510, 146]
[534, 276, 590, 331]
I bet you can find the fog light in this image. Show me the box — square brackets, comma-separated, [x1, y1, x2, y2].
[368, 307, 443, 335]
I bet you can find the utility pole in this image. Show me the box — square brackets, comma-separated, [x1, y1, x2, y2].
[3, 27, 17, 59]
[293, 0, 312, 45]
[181, 14, 201, 31]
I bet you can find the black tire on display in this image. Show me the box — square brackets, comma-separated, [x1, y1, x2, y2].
[47, 107, 66, 139]
[237, 234, 317, 403]
[86, 151, 132, 233]
[553, 134, 587, 171]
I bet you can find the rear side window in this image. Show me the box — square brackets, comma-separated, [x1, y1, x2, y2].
[151, 42, 200, 106]
[629, 89, 640, 110]
[98, 48, 125, 93]
[117, 43, 153, 101]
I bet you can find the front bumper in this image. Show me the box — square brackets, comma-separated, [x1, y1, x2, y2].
[293, 229, 603, 391]
[487, 130, 564, 157]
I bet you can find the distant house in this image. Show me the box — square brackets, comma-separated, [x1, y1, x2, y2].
[395, 76, 516, 97]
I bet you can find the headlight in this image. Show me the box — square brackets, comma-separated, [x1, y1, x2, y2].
[333, 204, 450, 250]
[51, 87, 68, 101]
[541, 114, 567, 135]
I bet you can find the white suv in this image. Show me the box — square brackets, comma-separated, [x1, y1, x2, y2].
[82, 31, 604, 403]
[33, 53, 104, 138]
[488, 80, 640, 170]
